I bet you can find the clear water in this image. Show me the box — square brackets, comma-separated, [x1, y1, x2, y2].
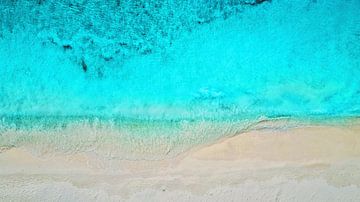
[0, 0, 359, 158]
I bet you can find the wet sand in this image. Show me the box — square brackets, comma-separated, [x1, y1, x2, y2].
[1, 123, 360, 201]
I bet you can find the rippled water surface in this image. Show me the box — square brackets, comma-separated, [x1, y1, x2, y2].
[1, 0, 359, 120]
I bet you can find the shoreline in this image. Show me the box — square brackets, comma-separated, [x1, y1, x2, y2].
[1, 117, 359, 160]
[1, 122, 360, 201]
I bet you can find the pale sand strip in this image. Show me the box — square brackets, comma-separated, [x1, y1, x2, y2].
[1, 124, 360, 201]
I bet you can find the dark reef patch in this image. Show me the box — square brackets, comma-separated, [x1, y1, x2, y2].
[81, 59, 87, 73]
[62, 44, 72, 51]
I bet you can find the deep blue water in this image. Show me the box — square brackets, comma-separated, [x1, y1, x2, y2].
[0, 0, 359, 121]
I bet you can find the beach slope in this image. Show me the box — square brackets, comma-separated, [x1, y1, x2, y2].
[1, 124, 360, 201]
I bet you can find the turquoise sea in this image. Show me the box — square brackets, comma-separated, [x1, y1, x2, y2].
[0, 0, 359, 159]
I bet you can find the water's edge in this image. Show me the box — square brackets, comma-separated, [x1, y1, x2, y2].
[1, 115, 358, 160]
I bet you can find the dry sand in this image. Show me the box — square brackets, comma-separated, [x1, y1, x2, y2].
[1, 123, 360, 201]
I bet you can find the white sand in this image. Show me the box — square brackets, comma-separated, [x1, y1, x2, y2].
[1, 124, 360, 201]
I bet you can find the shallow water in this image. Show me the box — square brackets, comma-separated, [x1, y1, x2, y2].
[0, 0, 359, 158]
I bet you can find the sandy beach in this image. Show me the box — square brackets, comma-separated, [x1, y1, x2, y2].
[1, 122, 360, 201]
